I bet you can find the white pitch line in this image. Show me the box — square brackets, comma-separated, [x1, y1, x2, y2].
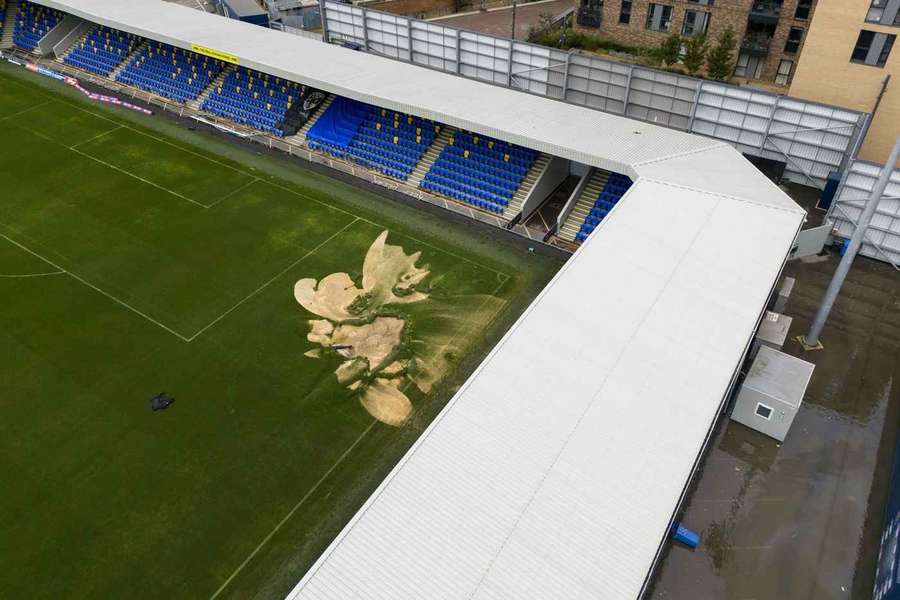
[57, 98, 512, 277]
[70, 124, 124, 149]
[69, 146, 209, 209]
[207, 419, 378, 600]
[187, 217, 360, 341]
[206, 177, 260, 208]
[0, 233, 191, 342]
[0, 270, 65, 278]
[0, 100, 54, 121]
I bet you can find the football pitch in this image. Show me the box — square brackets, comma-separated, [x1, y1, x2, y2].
[0, 66, 562, 599]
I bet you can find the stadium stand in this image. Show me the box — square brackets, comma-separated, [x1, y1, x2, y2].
[0, 1, 6, 36]
[420, 130, 539, 214]
[306, 96, 439, 180]
[575, 172, 633, 241]
[201, 66, 301, 137]
[116, 41, 225, 103]
[63, 25, 141, 76]
[13, 0, 62, 51]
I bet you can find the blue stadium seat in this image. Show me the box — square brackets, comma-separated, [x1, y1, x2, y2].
[116, 41, 225, 103]
[63, 25, 141, 76]
[0, 1, 7, 40]
[13, 1, 63, 51]
[420, 131, 538, 214]
[575, 173, 633, 241]
[201, 67, 302, 137]
[307, 97, 439, 180]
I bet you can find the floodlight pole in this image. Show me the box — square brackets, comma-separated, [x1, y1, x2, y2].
[799, 136, 900, 350]
[511, 0, 518, 40]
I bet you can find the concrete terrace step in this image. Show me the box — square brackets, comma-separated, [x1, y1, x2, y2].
[504, 152, 550, 219]
[0, 0, 20, 49]
[189, 63, 234, 110]
[286, 93, 334, 146]
[408, 125, 454, 187]
[558, 170, 610, 242]
[109, 38, 146, 81]
[55, 22, 92, 62]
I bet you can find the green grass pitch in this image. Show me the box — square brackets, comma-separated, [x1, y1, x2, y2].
[0, 65, 562, 599]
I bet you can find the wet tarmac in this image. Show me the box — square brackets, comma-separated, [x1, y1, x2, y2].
[649, 239, 900, 599]
[429, 0, 572, 40]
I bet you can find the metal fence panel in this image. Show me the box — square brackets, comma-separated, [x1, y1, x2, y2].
[829, 160, 900, 265]
[324, 2, 366, 46]
[322, 2, 867, 188]
[366, 10, 411, 60]
[625, 67, 698, 130]
[564, 53, 628, 114]
[410, 21, 458, 72]
[458, 30, 510, 85]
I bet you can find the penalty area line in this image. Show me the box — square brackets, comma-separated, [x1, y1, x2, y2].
[0, 270, 66, 278]
[186, 217, 360, 341]
[69, 146, 210, 209]
[207, 419, 378, 600]
[0, 232, 192, 342]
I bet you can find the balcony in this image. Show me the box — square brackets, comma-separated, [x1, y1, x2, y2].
[576, 7, 603, 28]
[749, 0, 782, 24]
[741, 33, 772, 54]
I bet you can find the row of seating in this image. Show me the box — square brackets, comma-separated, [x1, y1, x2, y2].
[63, 25, 141, 76]
[15, 12, 553, 222]
[13, 1, 63, 51]
[576, 173, 634, 242]
[202, 67, 304, 137]
[117, 41, 225, 103]
[307, 98, 439, 180]
[0, 1, 7, 39]
[421, 130, 538, 213]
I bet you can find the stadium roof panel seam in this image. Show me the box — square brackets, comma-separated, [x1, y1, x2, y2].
[26, 2, 807, 599]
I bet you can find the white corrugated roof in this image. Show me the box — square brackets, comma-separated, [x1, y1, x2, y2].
[287, 182, 803, 600]
[40, 0, 726, 174]
[30, 2, 808, 598]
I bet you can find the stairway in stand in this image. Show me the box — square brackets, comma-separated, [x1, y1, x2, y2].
[285, 93, 334, 147]
[0, 0, 20, 50]
[407, 125, 454, 188]
[558, 169, 610, 242]
[108, 39, 146, 81]
[504, 152, 550, 220]
[54, 22, 91, 63]
[188, 63, 235, 110]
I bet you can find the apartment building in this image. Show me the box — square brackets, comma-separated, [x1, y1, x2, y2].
[574, 0, 815, 87]
[789, 0, 898, 163]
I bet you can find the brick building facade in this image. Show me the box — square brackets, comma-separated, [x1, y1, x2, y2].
[574, 0, 816, 87]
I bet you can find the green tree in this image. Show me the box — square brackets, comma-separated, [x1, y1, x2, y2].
[655, 33, 682, 66]
[682, 33, 708, 76]
[706, 26, 737, 80]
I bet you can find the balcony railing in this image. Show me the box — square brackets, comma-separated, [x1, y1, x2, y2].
[749, 0, 782, 22]
[576, 7, 602, 28]
[741, 34, 772, 54]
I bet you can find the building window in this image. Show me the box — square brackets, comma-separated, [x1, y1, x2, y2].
[646, 3, 673, 32]
[619, 0, 632, 24]
[784, 27, 804, 53]
[775, 59, 793, 84]
[755, 403, 773, 420]
[688, 0, 714, 5]
[682, 10, 711, 36]
[794, 0, 812, 20]
[851, 30, 897, 66]
[866, 0, 900, 26]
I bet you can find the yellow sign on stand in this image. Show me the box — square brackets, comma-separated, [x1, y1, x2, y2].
[190, 44, 240, 65]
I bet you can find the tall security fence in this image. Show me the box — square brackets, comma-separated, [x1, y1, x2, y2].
[829, 160, 900, 266]
[321, 1, 868, 187]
